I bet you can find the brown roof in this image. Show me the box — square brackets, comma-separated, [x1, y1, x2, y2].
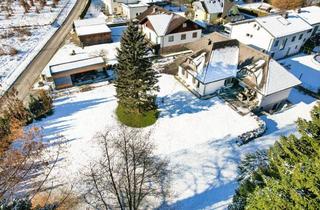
[136, 5, 170, 21]
[139, 6, 203, 36]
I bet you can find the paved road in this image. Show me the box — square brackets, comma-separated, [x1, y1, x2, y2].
[8, 0, 89, 100]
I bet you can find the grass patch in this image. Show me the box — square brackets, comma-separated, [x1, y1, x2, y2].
[116, 105, 158, 128]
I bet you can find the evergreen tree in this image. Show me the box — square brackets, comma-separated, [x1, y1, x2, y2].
[229, 103, 320, 209]
[115, 21, 159, 114]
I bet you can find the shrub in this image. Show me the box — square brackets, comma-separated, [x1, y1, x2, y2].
[116, 105, 158, 128]
[28, 90, 53, 120]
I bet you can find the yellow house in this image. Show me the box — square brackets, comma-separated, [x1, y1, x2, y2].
[193, 0, 224, 23]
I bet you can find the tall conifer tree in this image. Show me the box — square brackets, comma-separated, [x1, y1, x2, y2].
[115, 21, 159, 114]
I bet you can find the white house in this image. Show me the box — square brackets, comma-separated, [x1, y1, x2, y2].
[177, 40, 239, 96]
[177, 36, 301, 111]
[295, 6, 320, 36]
[103, 0, 138, 15]
[139, 9, 202, 50]
[121, 3, 149, 19]
[238, 59, 301, 111]
[229, 13, 313, 60]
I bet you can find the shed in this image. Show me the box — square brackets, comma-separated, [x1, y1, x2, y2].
[74, 18, 112, 46]
[50, 57, 106, 89]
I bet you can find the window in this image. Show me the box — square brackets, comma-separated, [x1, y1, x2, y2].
[307, 29, 312, 33]
[181, 34, 186, 40]
[197, 81, 200, 88]
[291, 36, 296, 42]
[246, 33, 250, 37]
[192, 77, 196, 84]
[192, 32, 197, 38]
[168, 35, 174, 42]
[183, 23, 187, 28]
[182, 69, 185, 75]
[295, 45, 298, 49]
[271, 52, 275, 57]
[274, 40, 279, 47]
[298, 34, 303, 40]
[257, 26, 260, 30]
[279, 38, 287, 50]
[253, 24, 256, 28]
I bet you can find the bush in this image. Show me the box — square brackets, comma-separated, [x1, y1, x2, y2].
[28, 90, 53, 120]
[116, 105, 158, 128]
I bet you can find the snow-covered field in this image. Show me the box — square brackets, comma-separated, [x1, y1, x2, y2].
[0, 0, 76, 93]
[31, 74, 318, 209]
[280, 53, 320, 93]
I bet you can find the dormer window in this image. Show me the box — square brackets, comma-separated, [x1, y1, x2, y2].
[183, 23, 187, 28]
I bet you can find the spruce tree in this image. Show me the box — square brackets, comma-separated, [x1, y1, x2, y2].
[115, 21, 159, 115]
[229, 103, 320, 209]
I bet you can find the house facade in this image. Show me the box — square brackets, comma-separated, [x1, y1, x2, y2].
[121, 3, 149, 19]
[103, 0, 138, 15]
[139, 7, 202, 51]
[193, 0, 224, 23]
[229, 13, 313, 60]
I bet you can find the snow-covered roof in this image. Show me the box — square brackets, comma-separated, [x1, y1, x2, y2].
[255, 14, 313, 38]
[295, 6, 320, 26]
[147, 14, 173, 36]
[50, 57, 105, 74]
[74, 18, 111, 36]
[75, 24, 111, 36]
[74, 18, 106, 27]
[263, 59, 301, 95]
[197, 46, 239, 83]
[122, 2, 149, 8]
[203, 0, 224, 14]
[193, 0, 224, 14]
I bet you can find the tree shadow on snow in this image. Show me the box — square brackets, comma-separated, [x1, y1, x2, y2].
[158, 137, 241, 210]
[35, 97, 113, 143]
[157, 91, 217, 118]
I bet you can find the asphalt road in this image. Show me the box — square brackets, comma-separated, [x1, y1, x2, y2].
[8, 0, 89, 100]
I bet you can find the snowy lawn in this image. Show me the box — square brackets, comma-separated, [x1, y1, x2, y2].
[280, 53, 320, 93]
[32, 75, 318, 209]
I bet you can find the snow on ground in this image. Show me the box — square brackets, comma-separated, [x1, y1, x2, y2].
[0, 0, 77, 93]
[31, 74, 318, 209]
[280, 53, 320, 93]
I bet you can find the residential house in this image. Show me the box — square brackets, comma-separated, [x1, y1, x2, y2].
[193, 0, 224, 23]
[178, 39, 239, 96]
[295, 6, 320, 36]
[177, 33, 301, 111]
[121, 3, 149, 19]
[139, 6, 203, 52]
[228, 13, 313, 60]
[103, 0, 138, 16]
[74, 18, 112, 46]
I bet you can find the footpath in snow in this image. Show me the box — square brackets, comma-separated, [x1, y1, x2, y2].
[30, 74, 318, 209]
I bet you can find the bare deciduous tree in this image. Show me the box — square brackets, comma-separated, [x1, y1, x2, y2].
[83, 126, 170, 210]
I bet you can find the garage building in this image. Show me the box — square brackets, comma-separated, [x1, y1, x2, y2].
[50, 57, 107, 89]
